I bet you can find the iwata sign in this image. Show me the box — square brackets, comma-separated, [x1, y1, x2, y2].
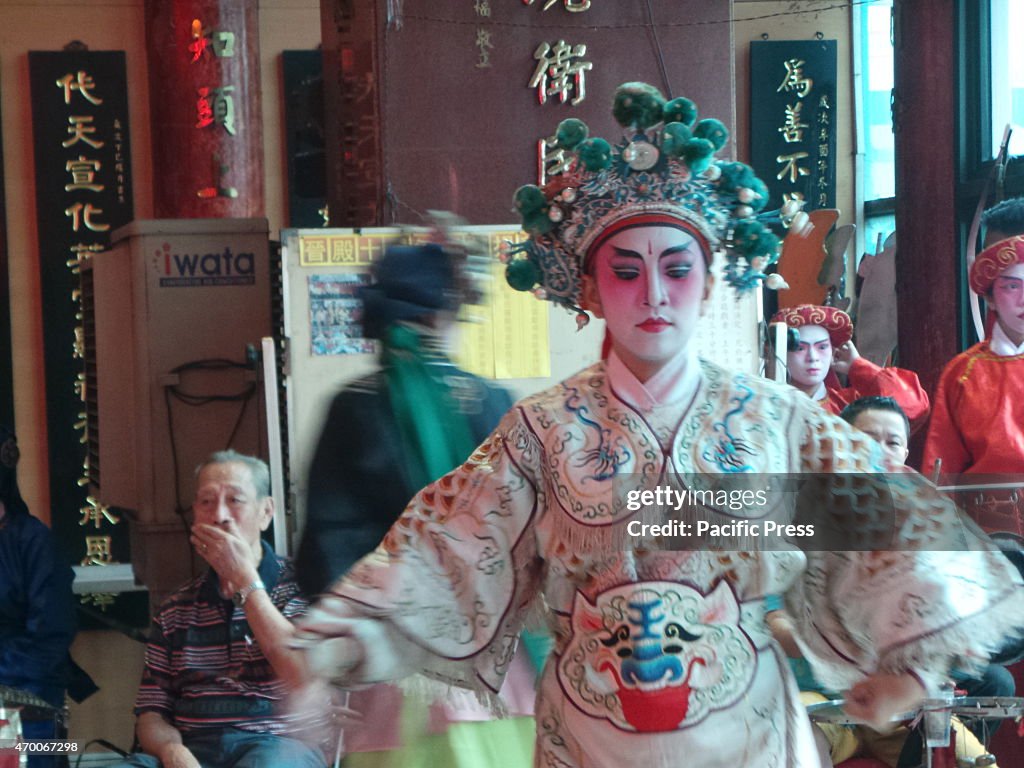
[153, 241, 256, 287]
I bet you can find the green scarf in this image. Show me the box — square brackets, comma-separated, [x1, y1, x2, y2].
[382, 324, 477, 490]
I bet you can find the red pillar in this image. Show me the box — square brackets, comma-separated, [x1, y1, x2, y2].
[144, 0, 265, 218]
[893, 0, 957, 394]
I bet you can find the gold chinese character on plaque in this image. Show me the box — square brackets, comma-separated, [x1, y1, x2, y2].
[529, 40, 592, 106]
[80, 593, 116, 610]
[75, 371, 87, 402]
[56, 71, 103, 106]
[776, 151, 810, 183]
[72, 326, 85, 360]
[358, 236, 386, 265]
[81, 535, 115, 566]
[778, 103, 808, 143]
[65, 155, 104, 193]
[64, 202, 110, 233]
[777, 59, 813, 99]
[79, 496, 120, 529]
[63, 116, 104, 150]
[537, 134, 572, 185]
[66, 242, 105, 274]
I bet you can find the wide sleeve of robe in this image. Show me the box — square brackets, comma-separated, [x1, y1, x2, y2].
[826, 357, 930, 427]
[301, 406, 546, 699]
[785, 396, 1024, 693]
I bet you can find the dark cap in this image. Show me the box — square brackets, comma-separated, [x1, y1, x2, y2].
[358, 243, 460, 339]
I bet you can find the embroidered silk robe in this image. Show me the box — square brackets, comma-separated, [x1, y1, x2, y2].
[304, 356, 1023, 768]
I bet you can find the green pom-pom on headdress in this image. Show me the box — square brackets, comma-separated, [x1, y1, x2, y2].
[747, 177, 770, 212]
[612, 82, 666, 131]
[731, 219, 765, 252]
[717, 161, 757, 193]
[756, 229, 780, 258]
[506, 258, 541, 292]
[514, 185, 547, 218]
[731, 219, 778, 260]
[577, 137, 613, 171]
[522, 211, 554, 236]
[683, 138, 715, 173]
[556, 118, 589, 151]
[661, 123, 692, 158]
[693, 119, 729, 151]
[663, 97, 697, 127]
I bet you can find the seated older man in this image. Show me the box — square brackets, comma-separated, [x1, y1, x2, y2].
[113, 450, 328, 768]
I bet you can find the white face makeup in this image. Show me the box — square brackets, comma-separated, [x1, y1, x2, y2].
[991, 262, 1024, 346]
[584, 225, 712, 382]
[786, 325, 833, 393]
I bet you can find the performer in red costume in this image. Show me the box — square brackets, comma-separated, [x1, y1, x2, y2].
[771, 304, 929, 427]
[923, 198, 1024, 481]
[922, 197, 1024, 768]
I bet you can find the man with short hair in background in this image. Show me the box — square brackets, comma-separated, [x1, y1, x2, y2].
[114, 450, 328, 768]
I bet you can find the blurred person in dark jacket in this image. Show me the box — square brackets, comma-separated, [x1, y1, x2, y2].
[0, 425, 76, 768]
[296, 233, 537, 768]
[297, 238, 514, 595]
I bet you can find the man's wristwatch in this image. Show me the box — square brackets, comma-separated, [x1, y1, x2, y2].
[232, 579, 266, 608]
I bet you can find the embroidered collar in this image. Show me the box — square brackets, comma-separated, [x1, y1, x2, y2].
[606, 347, 701, 410]
[989, 322, 1024, 357]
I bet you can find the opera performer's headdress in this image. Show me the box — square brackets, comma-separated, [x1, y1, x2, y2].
[969, 234, 1024, 296]
[501, 82, 805, 326]
[770, 304, 854, 349]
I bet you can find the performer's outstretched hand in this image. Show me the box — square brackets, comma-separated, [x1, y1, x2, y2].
[291, 596, 368, 685]
[843, 672, 926, 730]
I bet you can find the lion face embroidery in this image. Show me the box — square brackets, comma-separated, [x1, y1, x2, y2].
[558, 581, 756, 732]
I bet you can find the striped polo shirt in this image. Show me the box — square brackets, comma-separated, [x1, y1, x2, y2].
[134, 541, 319, 735]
